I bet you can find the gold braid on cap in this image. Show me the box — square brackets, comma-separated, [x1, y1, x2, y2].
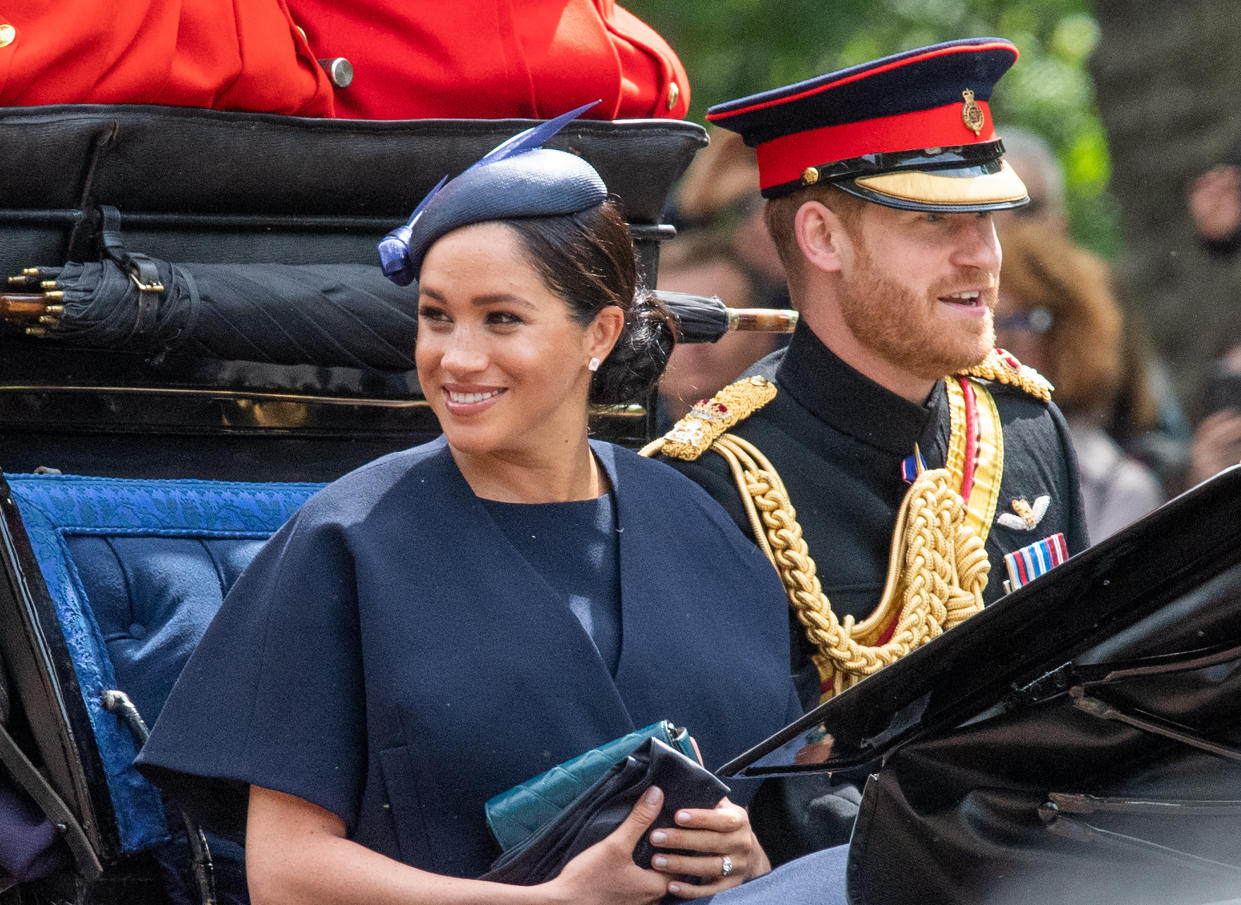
[642, 377, 990, 701]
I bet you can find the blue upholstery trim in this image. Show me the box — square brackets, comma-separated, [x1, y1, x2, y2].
[5, 474, 323, 854]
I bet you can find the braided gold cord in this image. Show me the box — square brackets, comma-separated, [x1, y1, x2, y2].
[710, 434, 988, 700]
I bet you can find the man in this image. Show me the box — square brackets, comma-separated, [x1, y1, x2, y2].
[284, 0, 690, 120]
[650, 36, 1087, 705]
[645, 42, 1088, 861]
[0, 1, 334, 114]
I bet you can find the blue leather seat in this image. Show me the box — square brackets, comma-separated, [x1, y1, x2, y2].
[6, 474, 322, 855]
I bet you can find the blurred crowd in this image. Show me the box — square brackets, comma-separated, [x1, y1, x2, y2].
[1184, 141, 1241, 490]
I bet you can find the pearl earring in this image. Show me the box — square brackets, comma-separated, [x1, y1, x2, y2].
[588, 356, 601, 372]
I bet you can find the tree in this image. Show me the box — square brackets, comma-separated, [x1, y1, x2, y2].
[1091, 0, 1241, 405]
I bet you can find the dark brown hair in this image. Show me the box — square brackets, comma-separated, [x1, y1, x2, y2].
[506, 199, 677, 405]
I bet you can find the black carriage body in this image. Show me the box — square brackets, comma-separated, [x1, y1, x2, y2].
[725, 465, 1241, 905]
[0, 106, 705, 904]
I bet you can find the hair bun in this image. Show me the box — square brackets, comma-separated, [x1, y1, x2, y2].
[592, 288, 677, 405]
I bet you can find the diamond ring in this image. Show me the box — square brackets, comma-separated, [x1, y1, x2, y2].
[720, 855, 734, 878]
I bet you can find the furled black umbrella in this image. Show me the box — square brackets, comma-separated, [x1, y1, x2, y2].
[2, 261, 797, 370]
[4, 259, 420, 371]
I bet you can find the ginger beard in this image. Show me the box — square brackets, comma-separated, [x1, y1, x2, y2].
[836, 228, 997, 382]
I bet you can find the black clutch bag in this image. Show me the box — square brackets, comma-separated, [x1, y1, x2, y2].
[485, 720, 697, 851]
[480, 738, 729, 885]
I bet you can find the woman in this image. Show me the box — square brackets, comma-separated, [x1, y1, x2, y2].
[137, 111, 801, 903]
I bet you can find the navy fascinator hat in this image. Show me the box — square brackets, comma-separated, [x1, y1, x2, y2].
[378, 102, 609, 286]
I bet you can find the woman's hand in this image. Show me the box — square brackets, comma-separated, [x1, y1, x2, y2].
[646, 797, 771, 899]
[542, 786, 671, 905]
[249, 784, 667, 905]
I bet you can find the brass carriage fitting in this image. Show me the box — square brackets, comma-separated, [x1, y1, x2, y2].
[24, 326, 47, 337]
[44, 305, 64, 315]
[39, 280, 58, 290]
[20, 267, 40, 277]
[43, 290, 64, 301]
[37, 315, 59, 326]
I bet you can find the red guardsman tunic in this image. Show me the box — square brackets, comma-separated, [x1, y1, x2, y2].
[0, 0, 334, 115]
[284, 0, 691, 120]
[0, 1, 687, 121]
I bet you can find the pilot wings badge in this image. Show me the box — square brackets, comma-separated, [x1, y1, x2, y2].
[996, 495, 1050, 531]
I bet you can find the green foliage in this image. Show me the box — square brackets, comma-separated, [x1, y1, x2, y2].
[625, 0, 1119, 254]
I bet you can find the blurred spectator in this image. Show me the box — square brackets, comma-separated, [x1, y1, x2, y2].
[672, 128, 789, 308]
[1184, 343, 1241, 486]
[1179, 142, 1241, 489]
[656, 129, 792, 427]
[1186, 140, 1241, 256]
[995, 127, 1070, 235]
[996, 219, 1164, 540]
[656, 232, 783, 422]
[999, 127, 1188, 491]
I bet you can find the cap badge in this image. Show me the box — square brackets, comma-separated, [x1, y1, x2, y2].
[802, 166, 821, 186]
[961, 89, 985, 136]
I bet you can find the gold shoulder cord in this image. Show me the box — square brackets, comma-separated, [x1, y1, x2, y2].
[643, 368, 1022, 702]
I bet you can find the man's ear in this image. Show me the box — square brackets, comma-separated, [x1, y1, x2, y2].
[794, 200, 847, 274]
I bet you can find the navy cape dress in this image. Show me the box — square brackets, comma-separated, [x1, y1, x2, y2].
[138, 437, 800, 879]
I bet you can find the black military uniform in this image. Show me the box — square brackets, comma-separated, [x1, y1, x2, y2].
[661, 323, 1088, 709]
[649, 35, 1092, 708]
[645, 38, 1092, 863]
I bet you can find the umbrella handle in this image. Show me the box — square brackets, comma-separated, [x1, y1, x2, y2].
[727, 308, 800, 333]
[1, 292, 63, 328]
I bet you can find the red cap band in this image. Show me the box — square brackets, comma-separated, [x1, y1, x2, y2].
[754, 101, 994, 192]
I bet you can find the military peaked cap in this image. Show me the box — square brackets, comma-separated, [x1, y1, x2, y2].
[707, 38, 1029, 212]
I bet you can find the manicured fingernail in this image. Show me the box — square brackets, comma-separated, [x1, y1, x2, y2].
[668, 883, 682, 895]
[652, 855, 668, 868]
[675, 810, 692, 824]
[643, 786, 662, 805]
[650, 830, 667, 844]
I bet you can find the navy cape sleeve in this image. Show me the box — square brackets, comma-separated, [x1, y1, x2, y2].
[136, 500, 364, 837]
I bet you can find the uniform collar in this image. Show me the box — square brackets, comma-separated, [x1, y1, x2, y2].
[775, 321, 946, 456]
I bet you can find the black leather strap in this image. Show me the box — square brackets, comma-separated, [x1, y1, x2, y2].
[99, 205, 163, 334]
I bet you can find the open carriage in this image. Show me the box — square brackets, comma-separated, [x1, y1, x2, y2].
[0, 104, 705, 904]
[1, 103, 1240, 905]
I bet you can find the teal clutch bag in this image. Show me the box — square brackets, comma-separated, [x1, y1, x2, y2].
[485, 720, 697, 851]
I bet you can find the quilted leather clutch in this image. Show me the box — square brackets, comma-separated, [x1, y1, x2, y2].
[486, 720, 697, 851]
[480, 737, 729, 885]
